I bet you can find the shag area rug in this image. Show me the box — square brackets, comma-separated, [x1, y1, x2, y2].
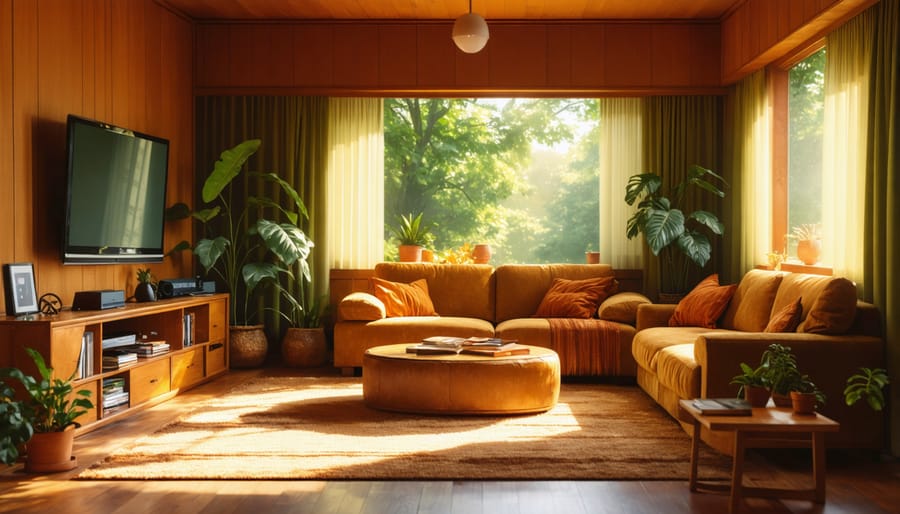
[78, 377, 731, 480]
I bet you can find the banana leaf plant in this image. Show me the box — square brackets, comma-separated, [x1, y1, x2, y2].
[168, 139, 314, 326]
[625, 164, 727, 293]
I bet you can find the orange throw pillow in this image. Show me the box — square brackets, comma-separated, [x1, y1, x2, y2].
[668, 274, 737, 328]
[534, 276, 619, 318]
[764, 297, 803, 333]
[371, 277, 438, 317]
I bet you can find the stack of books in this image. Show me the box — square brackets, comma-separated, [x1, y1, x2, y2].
[406, 336, 530, 357]
[102, 348, 138, 371]
[102, 377, 129, 415]
[120, 339, 170, 358]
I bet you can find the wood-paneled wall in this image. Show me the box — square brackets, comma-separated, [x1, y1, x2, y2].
[0, 0, 194, 315]
[194, 21, 724, 96]
[721, 0, 879, 82]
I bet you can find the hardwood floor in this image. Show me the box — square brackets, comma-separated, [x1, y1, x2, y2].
[2, 368, 897, 514]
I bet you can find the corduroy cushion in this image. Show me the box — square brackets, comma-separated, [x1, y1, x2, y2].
[597, 292, 652, 325]
[533, 276, 618, 319]
[338, 292, 386, 321]
[668, 274, 737, 329]
[764, 296, 802, 333]
[371, 277, 438, 317]
[719, 270, 783, 331]
[798, 277, 858, 334]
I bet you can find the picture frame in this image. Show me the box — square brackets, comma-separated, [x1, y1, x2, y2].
[3, 262, 39, 316]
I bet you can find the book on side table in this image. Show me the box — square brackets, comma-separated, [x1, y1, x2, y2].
[691, 398, 753, 416]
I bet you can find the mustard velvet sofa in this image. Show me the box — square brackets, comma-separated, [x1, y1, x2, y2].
[334, 263, 646, 377]
[632, 269, 886, 452]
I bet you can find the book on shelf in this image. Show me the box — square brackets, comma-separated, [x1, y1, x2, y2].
[101, 331, 137, 350]
[102, 348, 138, 370]
[102, 377, 126, 395]
[77, 331, 95, 379]
[460, 343, 530, 357]
[102, 390, 129, 409]
[691, 398, 753, 416]
[183, 312, 196, 347]
[119, 340, 170, 357]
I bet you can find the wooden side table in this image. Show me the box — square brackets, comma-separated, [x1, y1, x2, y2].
[678, 399, 840, 513]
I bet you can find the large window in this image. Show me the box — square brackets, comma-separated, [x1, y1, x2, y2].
[383, 98, 599, 265]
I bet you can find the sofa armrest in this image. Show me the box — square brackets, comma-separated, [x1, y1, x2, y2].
[636, 304, 676, 331]
[694, 332, 885, 399]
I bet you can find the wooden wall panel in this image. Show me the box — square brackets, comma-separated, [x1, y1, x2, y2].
[195, 21, 726, 95]
[2, 0, 194, 315]
[194, 25, 230, 87]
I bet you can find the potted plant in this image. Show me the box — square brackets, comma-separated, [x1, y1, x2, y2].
[174, 139, 313, 368]
[759, 343, 800, 407]
[789, 374, 826, 415]
[585, 243, 600, 264]
[0, 348, 93, 472]
[134, 268, 157, 302]
[390, 212, 433, 262]
[792, 223, 822, 265]
[844, 367, 889, 411]
[730, 362, 770, 407]
[625, 164, 727, 297]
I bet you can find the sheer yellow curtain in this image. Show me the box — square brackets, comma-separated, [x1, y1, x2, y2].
[326, 98, 385, 271]
[823, 9, 874, 287]
[598, 98, 643, 269]
[722, 70, 771, 283]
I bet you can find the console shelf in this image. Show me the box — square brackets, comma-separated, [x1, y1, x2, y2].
[0, 294, 229, 434]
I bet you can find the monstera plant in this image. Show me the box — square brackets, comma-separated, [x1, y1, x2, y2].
[625, 164, 727, 294]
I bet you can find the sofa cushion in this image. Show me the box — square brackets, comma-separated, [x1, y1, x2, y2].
[494, 264, 615, 322]
[632, 326, 715, 372]
[764, 296, 802, 333]
[338, 292, 386, 321]
[668, 274, 737, 328]
[375, 263, 495, 320]
[371, 277, 437, 317]
[798, 277, 858, 334]
[720, 269, 783, 331]
[533, 276, 618, 318]
[655, 344, 702, 400]
[597, 292, 652, 325]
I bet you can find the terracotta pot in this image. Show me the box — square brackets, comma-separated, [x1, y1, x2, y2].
[421, 249, 434, 263]
[281, 327, 327, 368]
[230, 325, 268, 368]
[25, 425, 77, 473]
[743, 386, 771, 408]
[398, 245, 422, 262]
[790, 391, 818, 415]
[585, 251, 600, 264]
[796, 239, 822, 265]
[472, 244, 492, 264]
[771, 392, 793, 408]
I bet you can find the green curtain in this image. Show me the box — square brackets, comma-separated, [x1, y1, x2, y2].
[863, 0, 899, 455]
[195, 96, 329, 342]
[641, 96, 723, 298]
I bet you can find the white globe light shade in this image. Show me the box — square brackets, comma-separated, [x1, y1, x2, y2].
[452, 12, 489, 53]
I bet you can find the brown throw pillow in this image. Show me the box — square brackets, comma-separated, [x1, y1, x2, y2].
[534, 276, 619, 318]
[371, 277, 438, 317]
[798, 277, 858, 334]
[764, 297, 802, 333]
[597, 292, 652, 325]
[668, 274, 738, 328]
[338, 292, 386, 321]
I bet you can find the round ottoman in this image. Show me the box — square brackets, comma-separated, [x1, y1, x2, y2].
[362, 344, 561, 415]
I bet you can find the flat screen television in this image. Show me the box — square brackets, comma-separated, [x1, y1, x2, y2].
[62, 115, 170, 264]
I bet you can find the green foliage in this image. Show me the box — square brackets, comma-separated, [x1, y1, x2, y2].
[759, 343, 800, 396]
[730, 362, 768, 398]
[844, 367, 890, 411]
[2, 348, 94, 432]
[624, 164, 727, 292]
[384, 98, 593, 260]
[136, 268, 153, 284]
[390, 212, 433, 247]
[792, 374, 827, 409]
[0, 381, 33, 465]
[189, 139, 315, 326]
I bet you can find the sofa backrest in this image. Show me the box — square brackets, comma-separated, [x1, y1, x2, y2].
[374, 263, 495, 320]
[493, 264, 615, 323]
[720, 269, 783, 332]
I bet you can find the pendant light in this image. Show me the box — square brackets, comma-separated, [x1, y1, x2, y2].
[452, 0, 489, 54]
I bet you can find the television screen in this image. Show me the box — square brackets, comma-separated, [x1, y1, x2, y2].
[63, 115, 170, 264]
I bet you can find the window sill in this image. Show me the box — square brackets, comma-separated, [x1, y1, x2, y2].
[755, 261, 833, 276]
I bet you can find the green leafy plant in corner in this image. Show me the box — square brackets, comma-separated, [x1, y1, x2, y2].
[390, 212, 434, 247]
[0, 348, 93, 464]
[844, 367, 890, 411]
[170, 139, 314, 326]
[625, 164, 727, 293]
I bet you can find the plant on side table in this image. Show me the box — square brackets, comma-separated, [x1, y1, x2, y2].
[0, 348, 93, 472]
[730, 362, 771, 408]
[759, 343, 800, 407]
[788, 374, 826, 415]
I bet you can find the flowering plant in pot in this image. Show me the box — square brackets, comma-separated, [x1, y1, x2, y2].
[0, 348, 93, 471]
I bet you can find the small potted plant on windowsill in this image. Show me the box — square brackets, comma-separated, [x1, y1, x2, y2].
[0, 348, 93, 472]
[792, 223, 822, 265]
[390, 212, 433, 262]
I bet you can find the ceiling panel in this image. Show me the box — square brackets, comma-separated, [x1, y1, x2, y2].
[159, 0, 741, 22]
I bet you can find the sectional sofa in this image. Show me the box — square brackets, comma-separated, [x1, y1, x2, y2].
[632, 269, 886, 452]
[333, 263, 647, 377]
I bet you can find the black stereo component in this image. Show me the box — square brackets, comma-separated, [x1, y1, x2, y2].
[157, 278, 202, 298]
[72, 290, 126, 311]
